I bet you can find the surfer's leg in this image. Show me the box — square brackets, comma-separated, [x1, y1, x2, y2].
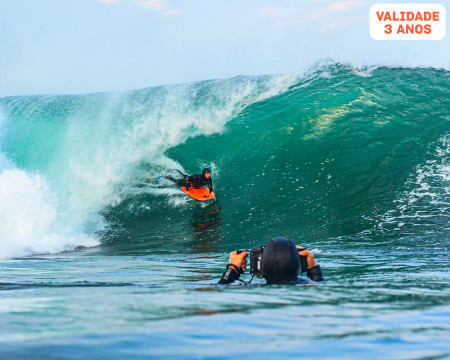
[175, 169, 187, 177]
[164, 175, 177, 183]
[165, 176, 188, 187]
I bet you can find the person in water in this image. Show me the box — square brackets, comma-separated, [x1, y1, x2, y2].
[218, 237, 324, 284]
[165, 168, 214, 195]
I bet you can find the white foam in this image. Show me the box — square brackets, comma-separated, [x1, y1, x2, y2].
[0, 168, 98, 258]
[376, 135, 450, 233]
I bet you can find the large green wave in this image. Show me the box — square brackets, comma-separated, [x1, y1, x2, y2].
[0, 64, 449, 256]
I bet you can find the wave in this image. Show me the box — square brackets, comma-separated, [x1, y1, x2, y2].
[0, 63, 449, 257]
[0, 74, 296, 257]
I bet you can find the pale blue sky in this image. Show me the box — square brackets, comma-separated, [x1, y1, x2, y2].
[0, 0, 448, 97]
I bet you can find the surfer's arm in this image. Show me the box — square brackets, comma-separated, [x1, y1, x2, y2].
[218, 251, 248, 284]
[184, 176, 190, 189]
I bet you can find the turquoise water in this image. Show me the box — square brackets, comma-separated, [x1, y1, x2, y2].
[0, 64, 449, 359]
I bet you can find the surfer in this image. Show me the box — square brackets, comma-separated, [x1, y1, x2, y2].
[165, 168, 214, 195]
[218, 237, 324, 285]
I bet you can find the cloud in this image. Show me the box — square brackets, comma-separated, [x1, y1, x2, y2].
[137, 0, 181, 16]
[328, 1, 364, 13]
[137, 0, 165, 10]
[96, 0, 181, 16]
[136, 0, 181, 16]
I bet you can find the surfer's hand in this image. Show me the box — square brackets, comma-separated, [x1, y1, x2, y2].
[296, 246, 318, 269]
[229, 251, 248, 273]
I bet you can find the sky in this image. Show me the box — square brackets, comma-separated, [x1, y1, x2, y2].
[0, 0, 448, 97]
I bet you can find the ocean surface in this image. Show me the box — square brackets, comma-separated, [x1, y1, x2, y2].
[0, 64, 449, 359]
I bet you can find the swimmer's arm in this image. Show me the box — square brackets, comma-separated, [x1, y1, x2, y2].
[218, 251, 247, 284]
[297, 246, 324, 282]
[306, 265, 324, 282]
[218, 266, 240, 284]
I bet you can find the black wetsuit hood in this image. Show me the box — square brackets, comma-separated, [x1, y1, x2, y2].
[262, 237, 300, 284]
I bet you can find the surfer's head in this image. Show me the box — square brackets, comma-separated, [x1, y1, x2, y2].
[262, 237, 300, 284]
[202, 168, 211, 178]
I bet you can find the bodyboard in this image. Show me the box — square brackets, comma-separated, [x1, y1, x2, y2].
[180, 186, 215, 201]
